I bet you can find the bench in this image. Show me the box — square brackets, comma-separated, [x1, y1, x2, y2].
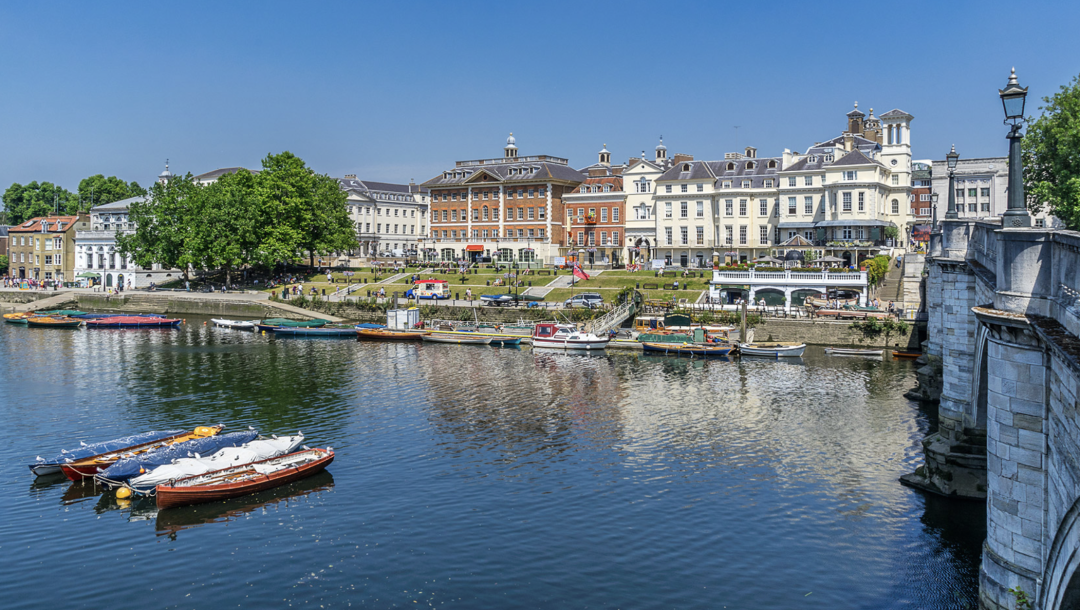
[536, 270, 551, 275]
[642, 283, 659, 290]
[661, 271, 677, 278]
[663, 283, 678, 290]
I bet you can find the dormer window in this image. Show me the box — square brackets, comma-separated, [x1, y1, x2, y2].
[823, 155, 833, 162]
[808, 156, 818, 163]
[726, 162, 735, 171]
[767, 160, 777, 169]
[746, 161, 755, 170]
[682, 163, 691, 172]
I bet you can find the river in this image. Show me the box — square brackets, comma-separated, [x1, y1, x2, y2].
[0, 319, 984, 609]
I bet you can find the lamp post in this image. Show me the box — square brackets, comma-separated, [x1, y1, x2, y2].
[945, 145, 959, 219]
[1000, 67, 1031, 227]
[931, 191, 940, 227]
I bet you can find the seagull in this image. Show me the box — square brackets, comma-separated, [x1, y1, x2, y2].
[80, 441, 87, 447]
[272, 434, 278, 439]
[36, 456, 44, 463]
[302, 445, 310, 450]
[194, 453, 201, 459]
[61, 449, 68, 454]
[248, 426, 255, 431]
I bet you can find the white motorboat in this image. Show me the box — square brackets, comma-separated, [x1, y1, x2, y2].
[824, 347, 884, 357]
[739, 343, 807, 358]
[531, 323, 609, 350]
[421, 334, 492, 345]
[212, 318, 256, 330]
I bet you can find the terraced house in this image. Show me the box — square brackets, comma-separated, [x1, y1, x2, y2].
[422, 134, 584, 264]
[7, 215, 89, 282]
[563, 145, 626, 267]
[338, 177, 429, 259]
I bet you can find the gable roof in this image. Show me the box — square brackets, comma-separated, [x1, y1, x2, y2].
[879, 108, 913, 120]
[422, 160, 584, 188]
[91, 195, 146, 212]
[9, 215, 81, 233]
[831, 149, 880, 167]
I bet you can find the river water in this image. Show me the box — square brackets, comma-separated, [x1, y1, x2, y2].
[0, 319, 984, 609]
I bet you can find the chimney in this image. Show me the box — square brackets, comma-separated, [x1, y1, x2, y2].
[843, 133, 854, 152]
[782, 148, 792, 169]
[672, 153, 694, 164]
[344, 174, 357, 179]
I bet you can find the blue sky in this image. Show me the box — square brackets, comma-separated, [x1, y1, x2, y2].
[1, 0, 1078, 193]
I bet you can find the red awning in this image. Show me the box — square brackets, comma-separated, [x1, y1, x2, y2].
[465, 245, 484, 252]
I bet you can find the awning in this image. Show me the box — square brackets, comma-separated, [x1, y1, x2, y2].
[465, 245, 484, 252]
[816, 219, 894, 227]
[77, 272, 101, 278]
[718, 284, 750, 290]
[777, 222, 817, 229]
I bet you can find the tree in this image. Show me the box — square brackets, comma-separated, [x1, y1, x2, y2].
[77, 175, 146, 210]
[117, 173, 200, 278]
[2, 181, 77, 224]
[188, 169, 264, 286]
[1023, 73, 1080, 229]
[255, 151, 356, 267]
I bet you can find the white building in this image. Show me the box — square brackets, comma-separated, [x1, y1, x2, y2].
[929, 156, 1057, 227]
[338, 177, 429, 258]
[622, 140, 673, 265]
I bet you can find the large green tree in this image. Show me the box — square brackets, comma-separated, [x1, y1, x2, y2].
[255, 151, 356, 267]
[188, 169, 265, 285]
[117, 173, 200, 278]
[77, 175, 146, 209]
[2, 181, 77, 224]
[1023, 73, 1080, 229]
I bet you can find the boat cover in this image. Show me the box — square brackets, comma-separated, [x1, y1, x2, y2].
[40, 430, 187, 466]
[127, 434, 304, 492]
[97, 430, 259, 482]
[259, 318, 327, 328]
[356, 323, 386, 329]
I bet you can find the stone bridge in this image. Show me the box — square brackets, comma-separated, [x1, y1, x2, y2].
[905, 218, 1080, 609]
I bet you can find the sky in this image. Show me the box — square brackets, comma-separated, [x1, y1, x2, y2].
[1, 0, 1078, 195]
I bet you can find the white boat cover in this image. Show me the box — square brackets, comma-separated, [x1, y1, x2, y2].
[128, 434, 304, 493]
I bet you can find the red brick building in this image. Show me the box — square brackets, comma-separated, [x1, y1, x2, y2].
[563, 145, 626, 266]
[421, 134, 584, 264]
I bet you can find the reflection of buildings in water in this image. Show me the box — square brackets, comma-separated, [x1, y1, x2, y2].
[149, 471, 335, 538]
[415, 346, 629, 464]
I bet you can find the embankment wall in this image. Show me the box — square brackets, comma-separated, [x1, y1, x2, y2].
[755, 318, 922, 348]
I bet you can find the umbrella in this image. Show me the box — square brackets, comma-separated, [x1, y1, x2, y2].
[77, 272, 100, 278]
[755, 256, 784, 264]
[816, 255, 845, 263]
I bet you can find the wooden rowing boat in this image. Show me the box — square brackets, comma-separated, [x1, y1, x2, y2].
[60, 425, 223, 481]
[824, 347, 884, 357]
[892, 351, 922, 359]
[488, 336, 522, 346]
[25, 316, 82, 328]
[356, 329, 426, 341]
[211, 318, 256, 330]
[85, 316, 182, 328]
[422, 333, 492, 345]
[273, 325, 358, 337]
[739, 342, 807, 358]
[155, 448, 335, 509]
[641, 342, 735, 357]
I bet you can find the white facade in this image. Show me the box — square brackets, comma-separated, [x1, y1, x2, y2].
[622, 151, 668, 264]
[73, 197, 177, 289]
[339, 177, 428, 258]
[929, 156, 1056, 227]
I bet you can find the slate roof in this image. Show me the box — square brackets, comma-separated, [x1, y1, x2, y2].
[831, 149, 881, 167]
[422, 161, 585, 187]
[91, 196, 145, 212]
[657, 157, 781, 188]
[337, 178, 428, 204]
[193, 167, 259, 182]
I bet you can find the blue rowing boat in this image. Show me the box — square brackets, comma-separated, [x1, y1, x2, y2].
[641, 342, 735, 357]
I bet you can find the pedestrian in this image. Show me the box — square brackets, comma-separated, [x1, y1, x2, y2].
[466, 288, 472, 301]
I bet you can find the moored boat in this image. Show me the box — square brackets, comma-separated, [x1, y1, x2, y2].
[255, 318, 328, 332]
[95, 429, 259, 487]
[356, 328, 426, 341]
[738, 342, 807, 358]
[3, 312, 32, 324]
[85, 316, 182, 328]
[156, 448, 335, 509]
[421, 333, 492, 345]
[29, 429, 187, 477]
[892, 351, 922, 359]
[273, 325, 358, 337]
[60, 425, 224, 481]
[824, 347, 884, 357]
[211, 318, 256, 330]
[25, 316, 82, 328]
[641, 342, 735, 357]
[531, 323, 609, 350]
[488, 336, 522, 346]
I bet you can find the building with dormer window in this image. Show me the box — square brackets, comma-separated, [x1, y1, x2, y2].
[563, 145, 625, 266]
[8, 215, 89, 282]
[338, 177, 428, 258]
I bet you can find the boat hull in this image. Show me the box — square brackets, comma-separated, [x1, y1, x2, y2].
[273, 327, 357, 337]
[26, 317, 82, 328]
[29, 464, 63, 477]
[532, 338, 609, 350]
[825, 348, 883, 357]
[642, 342, 734, 356]
[357, 329, 425, 341]
[86, 316, 181, 328]
[60, 426, 222, 481]
[739, 344, 807, 358]
[422, 334, 491, 344]
[156, 450, 334, 509]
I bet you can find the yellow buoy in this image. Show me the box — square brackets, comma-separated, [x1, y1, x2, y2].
[193, 426, 216, 437]
[115, 487, 132, 499]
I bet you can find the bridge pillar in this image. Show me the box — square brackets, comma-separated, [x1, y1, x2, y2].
[976, 309, 1048, 610]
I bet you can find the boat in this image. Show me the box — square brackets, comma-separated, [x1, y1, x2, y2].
[73, 312, 166, 319]
[29, 430, 187, 477]
[95, 429, 259, 487]
[273, 325, 358, 337]
[25, 316, 83, 328]
[356, 328, 425, 341]
[60, 425, 224, 481]
[85, 316, 182, 328]
[488, 336, 523, 346]
[255, 318, 328, 332]
[155, 448, 335, 509]
[892, 351, 922, 359]
[211, 318, 256, 330]
[641, 342, 735, 357]
[824, 347, 884, 357]
[531, 323, 609, 350]
[738, 343, 807, 358]
[125, 434, 304, 495]
[421, 333, 492, 345]
[3, 312, 33, 324]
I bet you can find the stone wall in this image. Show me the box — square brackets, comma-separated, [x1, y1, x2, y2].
[755, 318, 920, 348]
[0, 291, 58, 305]
[901, 252, 925, 310]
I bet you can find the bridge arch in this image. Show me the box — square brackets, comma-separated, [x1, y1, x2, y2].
[1043, 496, 1080, 609]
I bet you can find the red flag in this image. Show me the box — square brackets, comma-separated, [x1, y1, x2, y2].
[573, 264, 590, 281]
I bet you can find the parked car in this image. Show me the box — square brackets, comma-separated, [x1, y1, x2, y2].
[564, 293, 603, 309]
[481, 294, 516, 306]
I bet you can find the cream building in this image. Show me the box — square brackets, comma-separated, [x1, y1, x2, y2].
[621, 139, 673, 265]
[338, 177, 429, 258]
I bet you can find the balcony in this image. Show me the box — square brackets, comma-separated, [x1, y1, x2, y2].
[712, 268, 868, 287]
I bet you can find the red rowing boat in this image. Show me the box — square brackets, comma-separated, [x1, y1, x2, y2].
[60, 426, 223, 481]
[155, 448, 334, 509]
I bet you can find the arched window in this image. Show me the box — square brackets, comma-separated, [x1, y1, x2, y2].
[726, 162, 735, 171]
[682, 163, 691, 172]
[746, 161, 755, 170]
[604, 184, 611, 192]
[767, 160, 777, 169]
[891, 199, 900, 214]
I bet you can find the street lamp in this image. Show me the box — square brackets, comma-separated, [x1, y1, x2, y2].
[1000, 67, 1031, 227]
[931, 191, 940, 227]
[945, 145, 959, 219]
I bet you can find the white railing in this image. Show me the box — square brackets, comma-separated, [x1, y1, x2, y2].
[712, 269, 867, 285]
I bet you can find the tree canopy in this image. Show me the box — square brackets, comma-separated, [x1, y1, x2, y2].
[77, 175, 146, 209]
[1023, 73, 1080, 229]
[2, 181, 77, 224]
[117, 152, 357, 280]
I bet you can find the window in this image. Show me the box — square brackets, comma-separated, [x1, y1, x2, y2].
[788, 177, 796, 187]
[697, 183, 704, 192]
[636, 178, 651, 193]
[696, 201, 704, 218]
[680, 227, 688, 245]
[803, 230, 814, 242]
[518, 207, 524, 220]
[612, 208, 619, 222]
[612, 231, 619, 244]
[968, 188, 977, 198]
[982, 202, 990, 212]
[600, 208, 607, 222]
[739, 199, 747, 216]
[528, 207, 535, 220]
[481, 230, 488, 239]
[981, 187, 991, 197]
[843, 171, 857, 181]
[858, 192, 865, 212]
[665, 202, 672, 218]
[739, 225, 747, 245]
[759, 200, 768, 216]
[518, 189, 524, 198]
[539, 228, 545, 238]
[842, 192, 852, 212]
[842, 228, 852, 240]
[804, 176, 813, 186]
[920, 194, 931, 202]
[528, 188, 534, 198]
[891, 199, 900, 214]
[601, 231, 608, 245]
[725, 225, 733, 244]
[725, 200, 733, 216]
[441, 210, 448, 222]
[483, 191, 489, 200]
[578, 208, 585, 220]
[968, 202, 977, 212]
[722, 181, 732, 188]
[681, 184, 688, 193]
[788, 197, 797, 215]
[578, 231, 585, 246]
[45, 239, 52, 251]
[956, 188, 964, 200]
[538, 207, 545, 219]
[665, 185, 672, 193]
[764, 179, 773, 188]
[892, 175, 900, 186]
[680, 202, 688, 218]
[665, 227, 672, 245]
[44, 255, 52, 265]
[741, 180, 751, 188]
[1035, 218, 1045, 228]
[696, 226, 704, 245]
[451, 210, 457, 222]
[492, 208, 499, 220]
[759, 226, 768, 245]
[507, 190, 514, 200]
